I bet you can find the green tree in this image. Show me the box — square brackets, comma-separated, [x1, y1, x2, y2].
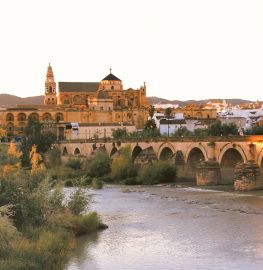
[138, 160, 177, 185]
[173, 127, 193, 137]
[111, 146, 137, 182]
[207, 120, 238, 136]
[112, 128, 128, 139]
[144, 119, 157, 130]
[245, 126, 263, 135]
[165, 107, 173, 137]
[67, 188, 90, 215]
[194, 128, 209, 138]
[88, 151, 111, 177]
[21, 116, 56, 167]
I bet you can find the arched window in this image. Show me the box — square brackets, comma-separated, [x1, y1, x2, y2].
[55, 113, 64, 122]
[111, 86, 114, 90]
[49, 86, 53, 93]
[18, 113, 26, 122]
[7, 122, 14, 132]
[42, 113, 52, 122]
[6, 113, 14, 122]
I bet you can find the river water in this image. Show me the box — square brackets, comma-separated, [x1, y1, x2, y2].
[65, 185, 263, 270]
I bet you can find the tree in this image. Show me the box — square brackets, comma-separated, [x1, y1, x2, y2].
[30, 145, 45, 173]
[2, 142, 22, 176]
[21, 116, 56, 166]
[148, 105, 155, 120]
[165, 107, 173, 137]
[207, 120, 238, 136]
[173, 127, 193, 137]
[245, 126, 263, 135]
[0, 127, 5, 139]
[111, 146, 137, 182]
[88, 151, 111, 177]
[112, 128, 128, 139]
[207, 120, 222, 136]
[144, 119, 157, 130]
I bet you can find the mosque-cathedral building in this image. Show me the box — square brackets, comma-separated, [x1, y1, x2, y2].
[1, 64, 148, 139]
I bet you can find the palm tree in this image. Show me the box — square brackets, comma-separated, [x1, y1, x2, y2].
[148, 105, 155, 120]
[165, 107, 172, 137]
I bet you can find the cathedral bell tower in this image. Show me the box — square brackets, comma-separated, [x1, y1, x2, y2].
[44, 63, 57, 105]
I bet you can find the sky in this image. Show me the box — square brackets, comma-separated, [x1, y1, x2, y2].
[0, 0, 262, 101]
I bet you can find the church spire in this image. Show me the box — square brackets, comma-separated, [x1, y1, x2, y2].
[44, 63, 57, 105]
[46, 63, 54, 82]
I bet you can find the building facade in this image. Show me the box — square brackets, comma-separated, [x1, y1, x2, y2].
[1, 64, 148, 138]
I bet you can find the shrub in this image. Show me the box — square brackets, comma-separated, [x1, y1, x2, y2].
[67, 188, 90, 215]
[111, 146, 137, 182]
[63, 212, 103, 235]
[138, 160, 176, 185]
[112, 128, 128, 139]
[46, 148, 61, 168]
[88, 151, 111, 177]
[92, 178, 103, 189]
[123, 177, 141, 185]
[65, 158, 82, 170]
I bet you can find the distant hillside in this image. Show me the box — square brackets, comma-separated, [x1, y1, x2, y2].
[0, 94, 44, 108]
[147, 96, 254, 107]
[0, 93, 256, 109]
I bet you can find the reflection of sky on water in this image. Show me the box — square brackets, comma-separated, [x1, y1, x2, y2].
[65, 186, 263, 270]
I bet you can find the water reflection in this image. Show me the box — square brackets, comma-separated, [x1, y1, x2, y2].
[65, 186, 263, 270]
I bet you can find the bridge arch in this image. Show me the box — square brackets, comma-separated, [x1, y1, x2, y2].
[256, 145, 263, 170]
[218, 143, 247, 164]
[185, 146, 206, 180]
[74, 147, 81, 156]
[132, 145, 143, 161]
[185, 143, 208, 162]
[219, 144, 246, 184]
[110, 146, 118, 157]
[159, 147, 174, 161]
[175, 150, 185, 165]
[157, 143, 175, 160]
[62, 147, 68, 156]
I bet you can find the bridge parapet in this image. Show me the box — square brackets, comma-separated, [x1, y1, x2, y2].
[59, 135, 263, 144]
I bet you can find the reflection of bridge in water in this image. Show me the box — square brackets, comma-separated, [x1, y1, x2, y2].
[59, 136, 263, 184]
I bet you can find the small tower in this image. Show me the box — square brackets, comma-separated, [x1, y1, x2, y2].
[44, 63, 57, 105]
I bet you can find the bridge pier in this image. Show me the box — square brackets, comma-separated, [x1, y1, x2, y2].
[196, 143, 221, 186]
[234, 143, 263, 191]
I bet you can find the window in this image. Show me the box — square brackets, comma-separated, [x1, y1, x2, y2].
[111, 86, 114, 90]
[18, 113, 26, 121]
[100, 106, 104, 111]
[6, 113, 14, 121]
[64, 99, 70, 104]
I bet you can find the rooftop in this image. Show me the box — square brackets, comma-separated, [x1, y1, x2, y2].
[59, 82, 99, 93]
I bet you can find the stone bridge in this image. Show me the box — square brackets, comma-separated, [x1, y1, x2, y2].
[58, 135, 263, 184]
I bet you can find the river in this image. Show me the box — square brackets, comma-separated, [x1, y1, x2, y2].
[64, 185, 263, 270]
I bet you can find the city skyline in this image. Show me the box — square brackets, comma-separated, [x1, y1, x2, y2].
[0, 0, 262, 101]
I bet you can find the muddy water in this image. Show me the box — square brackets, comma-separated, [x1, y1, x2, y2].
[65, 186, 263, 270]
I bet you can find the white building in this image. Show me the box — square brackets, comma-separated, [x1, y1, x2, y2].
[159, 118, 187, 135]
